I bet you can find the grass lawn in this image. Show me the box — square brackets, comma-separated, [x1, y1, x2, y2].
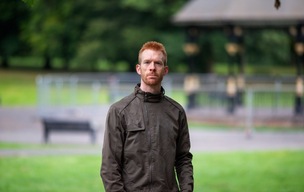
[0, 150, 303, 192]
[0, 70, 39, 106]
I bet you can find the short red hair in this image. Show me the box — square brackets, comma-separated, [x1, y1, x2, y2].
[138, 41, 167, 66]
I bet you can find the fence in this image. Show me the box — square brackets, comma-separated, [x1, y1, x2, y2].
[36, 73, 173, 107]
[36, 73, 303, 130]
[36, 73, 172, 129]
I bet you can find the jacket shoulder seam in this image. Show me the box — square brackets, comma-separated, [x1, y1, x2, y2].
[112, 93, 137, 114]
[163, 96, 185, 112]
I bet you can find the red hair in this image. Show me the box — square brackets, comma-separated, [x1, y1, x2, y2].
[138, 41, 167, 66]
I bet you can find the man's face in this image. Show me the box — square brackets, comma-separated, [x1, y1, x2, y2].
[136, 49, 168, 87]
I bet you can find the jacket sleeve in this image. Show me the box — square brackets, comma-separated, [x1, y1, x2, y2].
[100, 105, 126, 192]
[175, 111, 194, 192]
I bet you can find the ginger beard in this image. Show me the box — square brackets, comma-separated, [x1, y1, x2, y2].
[142, 71, 163, 86]
[136, 49, 168, 87]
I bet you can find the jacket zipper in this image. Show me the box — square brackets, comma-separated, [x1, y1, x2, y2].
[143, 101, 153, 191]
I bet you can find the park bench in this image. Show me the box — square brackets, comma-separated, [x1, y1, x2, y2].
[42, 118, 96, 144]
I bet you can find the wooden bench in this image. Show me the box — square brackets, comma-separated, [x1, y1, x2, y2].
[42, 118, 96, 144]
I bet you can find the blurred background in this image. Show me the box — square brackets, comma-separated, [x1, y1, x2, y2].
[0, 0, 304, 192]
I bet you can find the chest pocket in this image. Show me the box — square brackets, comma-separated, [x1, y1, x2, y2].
[124, 121, 146, 152]
[125, 109, 145, 132]
[127, 122, 145, 132]
[123, 107, 146, 149]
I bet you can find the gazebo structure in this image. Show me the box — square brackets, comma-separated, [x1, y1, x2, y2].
[172, 0, 304, 114]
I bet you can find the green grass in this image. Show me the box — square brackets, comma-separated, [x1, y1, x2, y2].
[0, 69, 116, 106]
[0, 150, 303, 192]
[0, 70, 38, 106]
[193, 151, 304, 192]
[0, 155, 103, 192]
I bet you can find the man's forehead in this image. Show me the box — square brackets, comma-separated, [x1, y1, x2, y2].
[141, 49, 164, 59]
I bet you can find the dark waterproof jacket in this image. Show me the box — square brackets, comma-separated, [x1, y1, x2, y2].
[101, 84, 193, 192]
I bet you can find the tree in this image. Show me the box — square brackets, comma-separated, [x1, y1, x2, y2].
[24, 0, 90, 70]
[245, 29, 290, 67]
[0, 0, 29, 68]
[74, 0, 187, 71]
[21, 0, 187, 71]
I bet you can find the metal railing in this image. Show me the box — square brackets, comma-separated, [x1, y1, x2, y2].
[36, 73, 303, 129]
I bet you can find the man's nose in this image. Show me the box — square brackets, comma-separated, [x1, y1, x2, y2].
[149, 62, 156, 71]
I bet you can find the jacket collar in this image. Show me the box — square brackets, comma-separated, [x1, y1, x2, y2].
[134, 84, 165, 103]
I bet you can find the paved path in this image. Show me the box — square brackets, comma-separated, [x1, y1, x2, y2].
[1, 107, 304, 156]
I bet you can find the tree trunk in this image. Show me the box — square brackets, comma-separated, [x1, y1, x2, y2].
[63, 57, 70, 71]
[43, 54, 52, 70]
[1, 54, 9, 68]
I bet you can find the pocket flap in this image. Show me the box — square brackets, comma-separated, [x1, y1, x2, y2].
[127, 124, 145, 132]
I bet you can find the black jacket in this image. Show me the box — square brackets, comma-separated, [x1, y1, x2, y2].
[101, 84, 193, 192]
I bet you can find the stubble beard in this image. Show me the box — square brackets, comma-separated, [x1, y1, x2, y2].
[142, 74, 163, 87]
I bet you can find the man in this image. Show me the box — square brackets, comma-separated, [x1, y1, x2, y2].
[101, 41, 193, 192]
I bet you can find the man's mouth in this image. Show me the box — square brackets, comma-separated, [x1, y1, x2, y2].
[147, 74, 157, 78]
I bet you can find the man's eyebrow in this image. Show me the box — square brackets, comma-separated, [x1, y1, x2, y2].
[142, 58, 163, 63]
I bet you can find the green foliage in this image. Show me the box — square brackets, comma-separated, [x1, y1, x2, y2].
[20, 0, 187, 71]
[0, 0, 30, 67]
[197, 31, 228, 73]
[22, 0, 36, 7]
[23, 0, 89, 69]
[158, 31, 186, 71]
[245, 30, 291, 66]
[1, 1, 297, 73]
[213, 62, 295, 75]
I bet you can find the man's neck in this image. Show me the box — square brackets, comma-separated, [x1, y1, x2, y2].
[140, 82, 161, 94]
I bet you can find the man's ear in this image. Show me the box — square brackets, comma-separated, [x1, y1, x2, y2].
[136, 64, 141, 75]
[164, 66, 169, 75]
